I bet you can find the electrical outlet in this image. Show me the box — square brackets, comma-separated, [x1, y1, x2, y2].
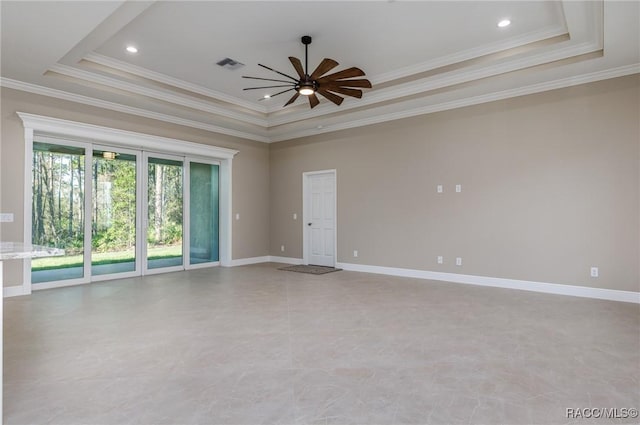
[455, 184, 462, 193]
[437, 184, 443, 193]
[280, 245, 285, 252]
[590, 267, 599, 278]
[353, 250, 358, 258]
[437, 256, 443, 264]
[456, 257, 462, 266]
[293, 213, 297, 220]
[235, 213, 240, 220]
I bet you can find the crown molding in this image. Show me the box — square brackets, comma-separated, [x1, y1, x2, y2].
[82, 52, 268, 114]
[371, 25, 569, 86]
[269, 63, 640, 142]
[0, 78, 269, 143]
[79, 27, 571, 118]
[48, 64, 269, 127]
[267, 40, 602, 127]
[3, 64, 637, 145]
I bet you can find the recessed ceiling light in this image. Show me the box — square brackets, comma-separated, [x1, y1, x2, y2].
[263, 94, 271, 99]
[497, 19, 511, 28]
[126, 45, 138, 54]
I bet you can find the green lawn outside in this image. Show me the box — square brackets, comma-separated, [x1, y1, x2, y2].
[31, 245, 182, 271]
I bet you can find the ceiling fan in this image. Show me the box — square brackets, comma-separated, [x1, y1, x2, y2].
[242, 36, 372, 109]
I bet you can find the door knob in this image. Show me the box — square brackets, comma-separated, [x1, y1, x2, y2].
[307, 222, 312, 226]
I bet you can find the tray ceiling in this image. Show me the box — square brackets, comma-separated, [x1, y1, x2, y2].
[1, 1, 638, 143]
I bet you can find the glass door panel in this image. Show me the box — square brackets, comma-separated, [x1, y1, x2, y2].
[91, 149, 137, 276]
[147, 156, 183, 270]
[189, 162, 219, 265]
[31, 142, 85, 283]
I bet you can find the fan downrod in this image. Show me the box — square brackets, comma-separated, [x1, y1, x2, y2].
[301, 36, 312, 74]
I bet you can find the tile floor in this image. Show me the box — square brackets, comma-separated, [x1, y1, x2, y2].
[4, 263, 639, 424]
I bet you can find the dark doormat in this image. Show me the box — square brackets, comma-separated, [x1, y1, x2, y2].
[278, 264, 342, 275]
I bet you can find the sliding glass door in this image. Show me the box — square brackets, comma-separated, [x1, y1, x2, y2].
[188, 161, 219, 266]
[30, 141, 220, 287]
[91, 147, 139, 278]
[145, 154, 184, 272]
[31, 141, 86, 284]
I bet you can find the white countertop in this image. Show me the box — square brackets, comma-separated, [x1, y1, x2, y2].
[0, 242, 64, 260]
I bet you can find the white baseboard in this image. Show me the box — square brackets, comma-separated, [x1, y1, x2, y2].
[3, 286, 28, 298]
[337, 262, 640, 304]
[228, 256, 303, 266]
[267, 256, 304, 265]
[228, 256, 304, 266]
[9, 257, 636, 304]
[228, 256, 271, 267]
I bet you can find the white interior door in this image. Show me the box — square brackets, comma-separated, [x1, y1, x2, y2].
[305, 171, 336, 267]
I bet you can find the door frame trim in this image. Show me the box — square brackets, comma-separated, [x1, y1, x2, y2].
[302, 169, 337, 267]
[16, 113, 237, 293]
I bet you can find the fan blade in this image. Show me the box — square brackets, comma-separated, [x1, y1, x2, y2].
[317, 67, 366, 83]
[317, 88, 344, 105]
[308, 93, 320, 108]
[289, 57, 305, 79]
[259, 88, 295, 101]
[324, 86, 362, 99]
[325, 79, 372, 89]
[284, 92, 300, 106]
[243, 76, 296, 84]
[310, 58, 340, 80]
[243, 84, 294, 90]
[258, 64, 298, 82]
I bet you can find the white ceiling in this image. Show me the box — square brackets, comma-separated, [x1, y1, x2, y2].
[1, 1, 638, 143]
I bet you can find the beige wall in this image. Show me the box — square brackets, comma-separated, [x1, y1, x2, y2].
[1, 87, 270, 286]
[2, 76, 639, 293]
[270, 75, 640, 292]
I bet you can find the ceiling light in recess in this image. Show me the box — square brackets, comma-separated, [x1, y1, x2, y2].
[263, 94, 271, 99]
[126, 45, 138, 53]
[497, 19, 511, 28]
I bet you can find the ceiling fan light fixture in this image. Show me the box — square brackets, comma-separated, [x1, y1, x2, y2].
[296, 80, 317, 96]
[298, 86, 315, 96]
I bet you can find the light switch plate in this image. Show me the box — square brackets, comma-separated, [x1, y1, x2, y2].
[437, 185, 443, 193]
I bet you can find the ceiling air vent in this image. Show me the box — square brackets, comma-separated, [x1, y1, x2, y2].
[216, 58, 245, 70]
